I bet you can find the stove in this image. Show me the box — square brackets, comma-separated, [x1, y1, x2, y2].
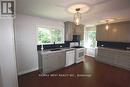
[70, 42, 85, 63]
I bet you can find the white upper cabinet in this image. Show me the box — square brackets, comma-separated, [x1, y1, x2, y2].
[64, 21, 75, 41]
[96, 25, 109, 41]
[96, 21, 130, 42]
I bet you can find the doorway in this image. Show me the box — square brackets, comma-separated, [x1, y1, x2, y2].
[84, 26, 97, 57]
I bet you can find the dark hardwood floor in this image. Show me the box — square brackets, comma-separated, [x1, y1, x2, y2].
[18, 56, 130, 87]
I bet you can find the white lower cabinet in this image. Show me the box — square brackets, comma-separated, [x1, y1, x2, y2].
[42, 51, 66, 73]
[96, 47, 130, 70]
[66, 50, 75, 67]
[97, 49, 115, 64]
[115, 52, 130, 70]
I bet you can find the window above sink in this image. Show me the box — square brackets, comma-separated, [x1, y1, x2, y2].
[37, 26, 64, 45]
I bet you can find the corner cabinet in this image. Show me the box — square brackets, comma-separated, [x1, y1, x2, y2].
[96, 47, 130, 70]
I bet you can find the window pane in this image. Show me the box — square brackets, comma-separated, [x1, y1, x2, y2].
[51, 28, 61, 43]
[88, 31, 96, 48]
[84, 31, 97, 48]
[37, 27, 64, 44]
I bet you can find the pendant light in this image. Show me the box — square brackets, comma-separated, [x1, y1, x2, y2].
[68, 4, 90, 25]
[74, 8, 81, 25]
[100, 18, 115, 30]
[105, 20, 109, 30]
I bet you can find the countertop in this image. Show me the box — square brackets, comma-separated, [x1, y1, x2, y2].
[38, 48, 75, 55]
[98, 47, 130, 54]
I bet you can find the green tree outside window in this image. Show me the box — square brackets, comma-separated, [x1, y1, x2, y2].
[37, 27, 64, 44]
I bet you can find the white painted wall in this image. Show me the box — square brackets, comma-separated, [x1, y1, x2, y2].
[0, 19, 18, 87]
[14, 14, 64, 75]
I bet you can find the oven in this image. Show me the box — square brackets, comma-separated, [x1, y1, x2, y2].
[75, 48, 85, 63]
[70, 42, 85, 63]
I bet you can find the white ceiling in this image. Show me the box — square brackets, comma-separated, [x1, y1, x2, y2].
[16, 0, 130, 25]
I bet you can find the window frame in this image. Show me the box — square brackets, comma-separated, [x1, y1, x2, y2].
[36, 25, 64, 45]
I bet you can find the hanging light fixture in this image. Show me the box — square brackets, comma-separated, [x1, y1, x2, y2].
[100, 18, 115, 30]
[74, 8, 81, 25]
[105, 20, 109, 30]
[68, 4, 90, 25]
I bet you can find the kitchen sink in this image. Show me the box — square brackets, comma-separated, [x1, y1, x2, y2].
[50, 48, 62, 51]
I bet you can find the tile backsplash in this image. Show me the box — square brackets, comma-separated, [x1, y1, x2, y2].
[37, 41, 80, 50]
[97, 41, 130, 50]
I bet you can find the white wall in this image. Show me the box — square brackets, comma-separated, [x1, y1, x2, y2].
[0, 19, 18, 87]
[14, 14, 64, 75]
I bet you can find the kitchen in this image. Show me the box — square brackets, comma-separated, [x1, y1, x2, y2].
[0, 0, 130, 87]
[14, 14, 86, 75]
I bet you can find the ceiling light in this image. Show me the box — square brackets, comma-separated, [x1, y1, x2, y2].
[105, 20, 110, 30]
[68, 4, 90, 25]
[74, 8, 81, 25]
[100, 18, 115, 23]
[105, 24, 109, 30]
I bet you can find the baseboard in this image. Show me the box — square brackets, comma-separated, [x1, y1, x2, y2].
[18, 67, 38, 76]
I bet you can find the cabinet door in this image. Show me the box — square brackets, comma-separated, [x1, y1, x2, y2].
[38, 52, 43, 71]
[96, 25, 109, 41]
[56, 51, 66, 68]
[118, 25, 130, 42]
[42, 52, 65, 73]
[115, 52, 130, 70]
[108, 26, 119, 42]
[128, 29, 130, 42]
[97, 49, 115, 64]
[103, 50, 116, 64]
[112, 24, 129, 42]
[42, 53, 56, 73]
[66, 50, 75, 67]
[75, 25, 84, 40]
[64, 22, 74, 41]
